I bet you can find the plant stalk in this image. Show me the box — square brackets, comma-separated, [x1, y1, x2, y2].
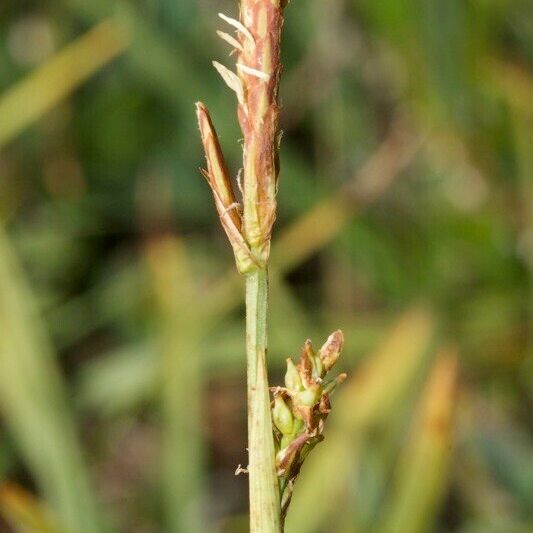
[245, 268, 282, 532]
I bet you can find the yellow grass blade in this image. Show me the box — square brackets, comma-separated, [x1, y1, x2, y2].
[0, 19, 128, 148]
[377, 348, 458, 533]
[0, 484, 60, 533]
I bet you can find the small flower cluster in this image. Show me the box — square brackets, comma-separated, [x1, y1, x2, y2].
[271, 330, 346, 515]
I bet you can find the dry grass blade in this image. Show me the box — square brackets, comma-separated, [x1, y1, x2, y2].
[0, 19, 128, 148]
[377, 348, 458, 533]
[0, 484, 59, 533]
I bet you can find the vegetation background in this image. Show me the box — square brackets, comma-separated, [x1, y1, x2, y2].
[0, 0, 531, 532]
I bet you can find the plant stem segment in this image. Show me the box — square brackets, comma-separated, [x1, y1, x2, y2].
[245, 268, 282, 532]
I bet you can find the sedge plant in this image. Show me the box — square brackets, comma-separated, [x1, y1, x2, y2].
[196, 1, 345, 530]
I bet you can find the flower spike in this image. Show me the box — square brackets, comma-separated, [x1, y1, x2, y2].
[271, 331, 347, 519]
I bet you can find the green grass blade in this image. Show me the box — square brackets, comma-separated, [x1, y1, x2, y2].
[145, 236, 206, 533]
[0, 226, 105, 533]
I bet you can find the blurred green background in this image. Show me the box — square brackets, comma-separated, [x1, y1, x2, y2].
[0, 0, 531, 532]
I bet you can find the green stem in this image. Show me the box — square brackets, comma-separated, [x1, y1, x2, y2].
[245, 268, 282, 533]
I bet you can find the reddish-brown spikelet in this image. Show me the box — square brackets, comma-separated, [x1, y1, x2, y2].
[196, 102, 258, 273]
[236, 0, 285, 264]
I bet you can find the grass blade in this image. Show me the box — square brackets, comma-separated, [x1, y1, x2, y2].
[377, 348, 458, 533]
[145, 236, 206, 533]
[0, 484, 59, 533]
[0, 226, 104, 532]
[0, 19, 128, 148]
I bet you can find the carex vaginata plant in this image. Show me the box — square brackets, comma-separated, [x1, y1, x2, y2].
[196, 1, 345, 529]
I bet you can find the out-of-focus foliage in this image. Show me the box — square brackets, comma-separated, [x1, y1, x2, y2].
[0, 0, 531, 532]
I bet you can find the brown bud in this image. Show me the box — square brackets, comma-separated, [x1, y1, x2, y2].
[295, 405, 313, 431]
[276, 431, 309, 476]
[298, 340, 316, 388]
[319, 330, 344, 373]
[196, 102, 257, 274]
[319, 394, 331, 415]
